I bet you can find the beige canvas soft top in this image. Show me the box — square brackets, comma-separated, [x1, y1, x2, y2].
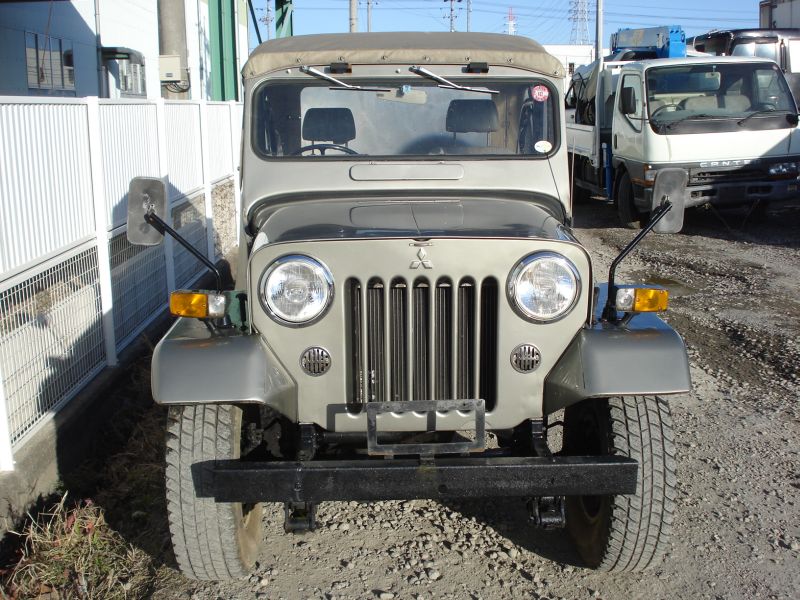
[243, 32, 565, 80]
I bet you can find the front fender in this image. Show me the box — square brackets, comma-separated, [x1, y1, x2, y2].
[152, 317, 297, 420]
[544, 310, 691, 415]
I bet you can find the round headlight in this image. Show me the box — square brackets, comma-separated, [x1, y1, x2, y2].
[260, 255, 333, 325]
[508, 252, 580, 322]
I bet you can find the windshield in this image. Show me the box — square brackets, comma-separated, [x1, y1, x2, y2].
[252, 76, 558, 159]
[646, 62, 796, 133]
[731, 41, 778, 61]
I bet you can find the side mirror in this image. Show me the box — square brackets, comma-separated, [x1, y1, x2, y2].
[651, 168, 688, 234]
[127, 177, 167, 245]
[620, 87, 637, 115]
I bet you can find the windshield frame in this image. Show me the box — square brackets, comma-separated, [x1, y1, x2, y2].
[249, 68, 562, 162]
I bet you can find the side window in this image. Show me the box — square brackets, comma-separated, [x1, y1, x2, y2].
[25, 32, 76, 94]
[620, 74, 643, 131]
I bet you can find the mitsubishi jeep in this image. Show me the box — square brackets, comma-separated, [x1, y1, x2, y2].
[126, 32, 691, 580]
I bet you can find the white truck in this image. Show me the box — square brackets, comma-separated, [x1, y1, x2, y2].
[567, 26, 800, 229]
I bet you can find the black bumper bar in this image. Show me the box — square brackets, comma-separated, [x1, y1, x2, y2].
[205, 455, 638, 503]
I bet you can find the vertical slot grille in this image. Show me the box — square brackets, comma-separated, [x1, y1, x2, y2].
[479, 279, 499, 411]
[412, 281, 430, 400]
[366, 279, 385, 403]
[347, 276, 497, 409]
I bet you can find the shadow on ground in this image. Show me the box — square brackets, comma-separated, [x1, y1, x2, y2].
[442, 497, 585, 569]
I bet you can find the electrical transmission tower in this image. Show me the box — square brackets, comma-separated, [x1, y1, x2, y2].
[569, 0, 590, 45]
[506, 7, 516, 36]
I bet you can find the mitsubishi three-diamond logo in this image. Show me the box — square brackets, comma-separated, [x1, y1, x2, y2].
[410, 248, 433, 269]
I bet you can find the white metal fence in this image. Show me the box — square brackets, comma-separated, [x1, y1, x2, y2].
[0, 97, 243, 471]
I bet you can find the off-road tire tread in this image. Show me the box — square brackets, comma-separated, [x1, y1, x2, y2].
[601, 396, 676, 571]
[165, 405, 260, 580]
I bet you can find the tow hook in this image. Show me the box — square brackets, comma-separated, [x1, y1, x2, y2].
[284, 501, 317, 532]
[528, 496, 566, 529]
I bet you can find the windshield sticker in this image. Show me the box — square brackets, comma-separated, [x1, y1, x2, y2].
[532, 85, 550, 102]
[534, 140, 553, 153]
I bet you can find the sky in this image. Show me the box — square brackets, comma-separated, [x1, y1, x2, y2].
[248, 0, 760, 50]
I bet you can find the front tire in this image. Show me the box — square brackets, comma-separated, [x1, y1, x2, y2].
[616, 172, 645, 229]
[165, 405, 264, 580]
[563, 396, 676, 572]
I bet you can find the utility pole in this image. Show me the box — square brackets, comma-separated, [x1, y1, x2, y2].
[444, 0, 462, 32]
[594, 0, 603, 168]
[367, 0, 372, 32]
[259, 2, 273, 40]
[350, 0, 358, 32]
[467, 0, 471, 32]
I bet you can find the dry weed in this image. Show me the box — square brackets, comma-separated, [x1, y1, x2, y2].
[1, 495, 152, 599]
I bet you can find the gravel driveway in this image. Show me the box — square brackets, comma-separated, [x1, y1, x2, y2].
[152, 199, 800, 600]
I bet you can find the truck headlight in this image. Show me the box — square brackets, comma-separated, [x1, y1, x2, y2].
[768, 162, 798, 177]
[260, 255, 333, 325]
[508, 252, 580, 322]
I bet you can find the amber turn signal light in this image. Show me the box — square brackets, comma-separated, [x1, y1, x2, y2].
[170, 291, 226, 319]
[615, 287, 668, 313]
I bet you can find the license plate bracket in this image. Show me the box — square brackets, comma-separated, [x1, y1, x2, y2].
[366, 399, 486, 456]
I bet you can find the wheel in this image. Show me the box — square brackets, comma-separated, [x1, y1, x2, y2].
[165, 405, 264, 580]
[563, 396, 676, 572]
[292, 143, 358, 155]
[616, 172, 644, 229]
[571, 182, 591, 204]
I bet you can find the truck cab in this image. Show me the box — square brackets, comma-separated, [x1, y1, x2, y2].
[689, 28, 800, 99]
[568, 27, 800, 228]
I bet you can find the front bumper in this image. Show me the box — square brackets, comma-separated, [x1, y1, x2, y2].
[203, 455, 638, 503]
[641, 178, 799, 210]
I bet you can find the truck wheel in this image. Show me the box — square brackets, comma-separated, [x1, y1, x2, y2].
[571, 182, 591, 204]
[616, 172, 643, 229]
[165, 405, 264, 580]
[563, 396, 676, 572]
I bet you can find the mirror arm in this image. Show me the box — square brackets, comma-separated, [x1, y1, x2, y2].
[144, 211, 223, 292]
[601, 200, 673, 323]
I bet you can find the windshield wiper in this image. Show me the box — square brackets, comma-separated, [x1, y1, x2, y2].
[737, 108, 793, 126]
[409, 65, 499, 95]
[661, 113, 718, 130]
[299, 65, 391, 92]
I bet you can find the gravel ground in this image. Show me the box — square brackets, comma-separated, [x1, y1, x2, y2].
[144, 199, 799, 600]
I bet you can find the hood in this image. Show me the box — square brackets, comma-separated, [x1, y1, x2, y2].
[253, 197, 573, 244]
[653, 128, 795, 162]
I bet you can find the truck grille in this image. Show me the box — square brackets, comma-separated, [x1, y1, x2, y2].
[347, 277, 498, 411]
[689, 167, 765, 185]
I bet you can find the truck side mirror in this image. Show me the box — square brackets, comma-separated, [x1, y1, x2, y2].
[651, 168, 688, 234]
[127, 177, 167, 245]
[620, 87, 637, 115]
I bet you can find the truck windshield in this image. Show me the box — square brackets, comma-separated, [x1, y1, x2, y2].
[646, 62, 795, 133]
[731, 41, 778, 62]
[252, 77, 557, 158]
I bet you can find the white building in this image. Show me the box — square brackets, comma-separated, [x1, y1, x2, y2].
[0, 0, 250, 101]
